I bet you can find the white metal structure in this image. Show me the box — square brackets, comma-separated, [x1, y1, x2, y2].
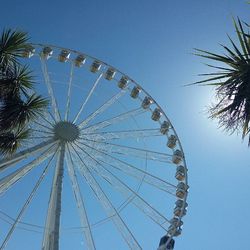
[0, 44, 188, 250]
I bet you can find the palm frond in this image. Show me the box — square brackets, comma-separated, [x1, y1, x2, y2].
[234, 17, 250, 57]
[24, 94, 49, 117]
[0, 64, 34, 99]
[0, 129, 30, 155]
[194, 48, 236, 64]
[194, 18, 250, 143]
[0, 94, 48, 131]
[0, 29, 29, 69]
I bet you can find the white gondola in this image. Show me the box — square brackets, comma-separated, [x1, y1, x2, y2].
[58, 50, 70, 62]
[141, 96, 153, 109]
[175, 199, 188, 209]
[90, 60, 101, 73]
[118, 76, 129, 89]
[41, 47, 53, 59]
[176, 182, 188, 199]
[130, 86, 141, 98]
[22, 45, 35, 58]
[167, 135, 177, 149]
[174, 206, 187, 217]
[168, 224, 182, 237]
[74, 54, 86, 67]
[175, 165, 185, 181]
[172, 149, 183, 164]
[160, 121, 170, 134]
[174, 199, 188, 216]
[105, 68, 116, 80]
[174, 227, 182, 237]
[151, 108, 162, 121]
[170, 217, 183, 227]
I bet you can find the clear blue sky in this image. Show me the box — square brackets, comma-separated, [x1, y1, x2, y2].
[1, 1, 250, 250]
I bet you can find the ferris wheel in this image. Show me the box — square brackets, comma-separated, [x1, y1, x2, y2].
[0, 44, 188, 250]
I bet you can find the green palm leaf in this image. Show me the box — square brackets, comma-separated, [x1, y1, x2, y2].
[0, 94, 48, 131]
[0, 29, 29, 69]
[0, 129, 30, 155]
[0, 64, 34, 99]
[234, 17, 250, 57]
[194, 18, 250, 144]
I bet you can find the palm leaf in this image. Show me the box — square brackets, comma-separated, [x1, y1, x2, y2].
[0, 64, 34, 99]
[194, 18, 250, 143]
[235, 17, 250, 57]
[0, 129, 30, 155]
[0, 29, 29, 69]
[0, 94, 48, 131]
[194, 48, 235, 64]
[221, 38, 246, 63]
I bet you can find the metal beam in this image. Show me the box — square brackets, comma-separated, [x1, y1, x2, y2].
[42, 143, 65, 250]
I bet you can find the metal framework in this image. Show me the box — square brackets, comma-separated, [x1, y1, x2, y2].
[0, 44, 188, 250]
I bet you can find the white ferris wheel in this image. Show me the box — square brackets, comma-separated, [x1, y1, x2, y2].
[0, 44, 188, 250]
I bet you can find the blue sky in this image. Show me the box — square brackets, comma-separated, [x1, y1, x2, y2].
[1, 1, 250, 250]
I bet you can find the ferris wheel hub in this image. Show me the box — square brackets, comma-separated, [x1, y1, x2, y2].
[53, 121, 80, 142]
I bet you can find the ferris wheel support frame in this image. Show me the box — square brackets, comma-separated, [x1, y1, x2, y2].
[42, 143, 65, 250]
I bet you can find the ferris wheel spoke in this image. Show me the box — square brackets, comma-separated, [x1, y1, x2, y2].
[73, 73, 103, 124]
[38, 112, 55, 127]
[70, 145, 142, 250]
[65, 62, 74, 121]
[33, 120, 53, 131]
[72, 143, 171, 230]
[78, 138, 172, 163]
[42, 143, 65, 250]
[28, 135, 54, 140]
[80, 128, 162, 141]
[74, 141, 176, 195]
[0, 149, 57, 250]
[44, 110, 56, 124]
[29, 128, 54, 135]
[65, 146, 96, 250]
[0, 143, 58, 195]
[78, 90, 126, 129]
[48, 110, 57, 124]
[40, 57, 61, 121]
[0, 139, 57, 172]
[81, 108, 146, 133]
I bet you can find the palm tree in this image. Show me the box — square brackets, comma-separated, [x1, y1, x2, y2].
[194, 18, 250, 144]
[0, 29, 48, 155]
